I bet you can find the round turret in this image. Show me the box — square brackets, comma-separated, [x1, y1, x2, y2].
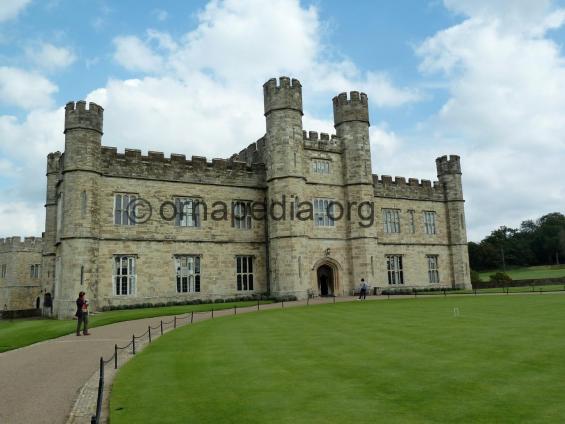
[263, 77, 303, 116]
[332, 91, 369, 127]
[65, 101, 104, 134]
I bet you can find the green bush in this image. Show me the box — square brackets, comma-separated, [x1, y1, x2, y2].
[489, 272, 512, 287]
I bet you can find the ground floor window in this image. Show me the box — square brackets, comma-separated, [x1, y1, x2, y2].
[175, 255, 201, 293]
[113, 256, 136, 295]
[386, 255, 404, 285]
[30, 264, 40, 279]
[1, 264, 6, 278]
[236, 256, 254, 291]
[427, 255, 440, 284]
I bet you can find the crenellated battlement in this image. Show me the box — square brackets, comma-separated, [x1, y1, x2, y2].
[332, 91, 369, 126]
[302, 130, 342, 152]
[436, 155, 461, 176]
[0, 236, 43, 253]
[263, 76, 303, 116]
[64, 101, 104, 134]
[99, 146, 266, 186]
[373, 174, 444, 201]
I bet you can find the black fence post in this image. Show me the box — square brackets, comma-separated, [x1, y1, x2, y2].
[132, 335, 136, 355]
[191, 311, 194, 324]
[174, 316, 177, 329]
[160, 320, 163, 336]
[91, 356, 104, 424]
[114, 344, 118, 369]
[282, 300, 284, 310]
[148, 326, 152, 343]
[211, 308, 214, 319]
[443, 289, 446, 297]
[257, 299, 260, 311]
[234, 305, 237, 315]
[333, 295, 336, 304]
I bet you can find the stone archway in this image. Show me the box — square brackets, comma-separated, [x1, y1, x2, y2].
[312, 257, 341, 296]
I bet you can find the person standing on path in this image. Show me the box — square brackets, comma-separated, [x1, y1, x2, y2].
[359, 279, 368, 300]
[75, 291, 90, 336]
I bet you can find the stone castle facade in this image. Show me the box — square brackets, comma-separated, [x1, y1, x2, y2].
[2, 77, 471, 317]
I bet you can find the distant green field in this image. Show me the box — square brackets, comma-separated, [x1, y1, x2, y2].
[111, 295, 565, 424]
[0, 300, 271, 353]
[478, 265, 565, 281]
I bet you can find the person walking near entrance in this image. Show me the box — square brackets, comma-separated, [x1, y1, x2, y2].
[75, 291, 90, 336]
[359, 279, 368, 300]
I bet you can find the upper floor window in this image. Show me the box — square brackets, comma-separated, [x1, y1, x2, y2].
[314, 198, 335, 227]
[175, 198, 201, 227]
[113, 255, 136, 295]
[114, 193, 137, 226]
[312, 159, 330, 174]
[424, 211, 437, 235]
[408, 210, 416, 234]
[383, 209, 400, 233]
[1, 264, 6, 278]
[386, 255, 404, 285]
[30, 264, 41, 279]
[175, 255, 201, 293]
[232, 201, 252, 229]
[427, 255, 439, 284]
[236, 256, 254, 291]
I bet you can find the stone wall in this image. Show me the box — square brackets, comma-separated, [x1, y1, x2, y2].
[0, 237, 43, 311]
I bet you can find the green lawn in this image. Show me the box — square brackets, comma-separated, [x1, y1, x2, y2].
[478, 264, 565, 281]
[111, 295, 565, 424]
[0, 301, 270, 353]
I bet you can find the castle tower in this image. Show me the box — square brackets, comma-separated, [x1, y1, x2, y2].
[436, 155, 471, 289]
[53, 101, 103, 317]
[263, 77, 307, 297]
[333, 92, 376, 287]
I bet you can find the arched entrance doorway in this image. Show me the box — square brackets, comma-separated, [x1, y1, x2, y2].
[317, 265, 334, 296]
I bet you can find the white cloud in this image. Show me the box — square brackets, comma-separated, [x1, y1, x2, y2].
[26, 42, 76, 71]
[113, 36, 164, 73]
[413, 0, 565, 240]
[0, 0, 31, 22]
[0, 67, 57, 109]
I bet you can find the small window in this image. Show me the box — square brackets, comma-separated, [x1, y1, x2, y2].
[80, 191, 87, 218]
[314, 198, 335, 227]
[312, 160, 330, 174]
[232, 201, 252, 229]
[408, 210, 416, 234]
[1, 264, 7, 278]
[175, 256, 201, 293]
[113, 256, 136, 295]
[56, 193, 63, 241]
[386, 255, 404, 285]
[236, 256, 254, 291]
[114, 194, 137, 226]
[424, 211, 437, 235]
[383, 209, 400, 233]
[427, 255, 439, 284]
[30, 264, 40, 279]
[175, 198, 201, 227]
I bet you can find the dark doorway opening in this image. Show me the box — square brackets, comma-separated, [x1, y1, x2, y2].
[317, 265, 334, 296]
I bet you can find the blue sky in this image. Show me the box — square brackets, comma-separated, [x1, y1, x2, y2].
[1, 0, 564, 241]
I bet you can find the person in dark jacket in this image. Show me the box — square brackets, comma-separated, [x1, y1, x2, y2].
[75, 291, 90, 336]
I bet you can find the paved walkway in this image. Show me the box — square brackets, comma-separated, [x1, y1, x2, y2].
[1, 291, 563, 423]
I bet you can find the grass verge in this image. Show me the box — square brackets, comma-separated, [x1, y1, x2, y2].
[0, 300, 271, 353]
[110, 295, 565, 424]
